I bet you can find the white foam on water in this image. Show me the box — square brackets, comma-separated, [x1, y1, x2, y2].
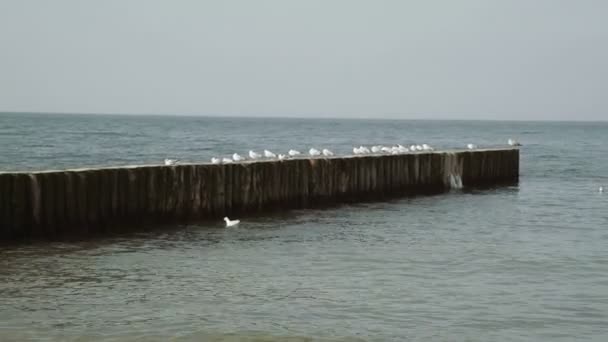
[444, 152, 464, 190]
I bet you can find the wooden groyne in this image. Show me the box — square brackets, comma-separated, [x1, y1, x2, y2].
[0, 148, 518, 239]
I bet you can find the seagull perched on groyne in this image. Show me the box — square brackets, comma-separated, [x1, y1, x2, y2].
[371, 146, 382, 153]
[322, 149, 334, 157]
[288, 149, 301, 157]
[232, 153, 244, 162]
[278, 154, 288, 160]
[224, 217, 240, 227]
[466, 143, 478, 150]
[222, 158, 233, 164]
[211, 157, 221, 164]
[508, 139, 522, 146]
[309, 148, 321, 156]
[164, 159, 178, 166]
[264, 150, 277, 159]
[249, 150, 261, 160]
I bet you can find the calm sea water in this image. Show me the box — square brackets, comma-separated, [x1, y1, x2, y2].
[1, 113, 607, 341]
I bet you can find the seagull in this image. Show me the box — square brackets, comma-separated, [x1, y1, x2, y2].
[211, 157, 221, 164]
[381, 146, 392, 153]
[422, 144, 433, 151]
[232, 153, 244, 162]
[415, 145, 423, 151]
[224, 217, 240, 227]
[398, 144, 409, 153]
[322, 149, 334, 157]
[309, 148, 321, 156]
[371, 146, 381, 153]
[353, 147, 361, 154]
[600, 186, 604, 193]
[222, 158, 234, 164]
[164, 159, 178, 166]
[467, 143, 478, 150]
[288, 149, 301, 157]
[508, 138, 522, 146]
[359, 146, 371, 154]
[278, 154, 288, 160]
[409, 145, 416, 151]
[249, 150, 261, 160]
[264, 150, 277, 159]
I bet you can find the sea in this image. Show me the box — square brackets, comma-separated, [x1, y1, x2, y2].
[0, 112, 607, 341]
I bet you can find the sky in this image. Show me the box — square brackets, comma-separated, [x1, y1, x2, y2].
[0, 0, 606, 121]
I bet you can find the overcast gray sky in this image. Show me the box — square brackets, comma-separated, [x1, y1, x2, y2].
[0, 0, 606, 120]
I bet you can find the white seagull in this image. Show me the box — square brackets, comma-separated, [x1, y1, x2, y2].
[278, 154, 288, 160]
[409, 145, 417, 151]
[211, 157, 221, 164]
[222, 158, 234, 164]
[232, 153, 244, 162]
[322, 149, 334, 157]
[422, 144, 433, 151]
[381, 146, 392, 153]
[398, 144, 409, 153]
[467, 143, 478, 150]
[353, 147, 361, 155]
[309, 148, 321, 156]
[415, 145, 423, 151]
[600, 186, 604, 193]
[224, 217, 240, 227]
[264, 150, 277, 159]
[288, 149, 301, 157]
[359, 146, 371, 154]
[508, 138, 522, 146]
[164, 159, 178, 166]
[249, 150, 261, 160]
[371, 145, 382, 153]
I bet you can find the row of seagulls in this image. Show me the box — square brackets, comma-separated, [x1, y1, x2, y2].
[182, 138, 523, 165]
[355, 144, 432, 155]
[208, 147, 334, 165]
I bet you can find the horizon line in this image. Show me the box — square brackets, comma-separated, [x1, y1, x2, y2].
[1, 110, 606, 123]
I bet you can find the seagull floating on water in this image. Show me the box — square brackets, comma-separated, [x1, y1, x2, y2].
[211, 157, 221, 164]
[222, 158, 233, 164]
[164, 159, 178, 166]
[508, 138, 522, 146]
[322, 149, 334, 157]
[249, 150, 261, 160]
[600, 186, 604, 193]
[466, 143, 478, 150]
[309, 148, 321, 156]
[224, 217, 240, 227]
[288, 149, 301, 157]
[264, 150, 277, 159]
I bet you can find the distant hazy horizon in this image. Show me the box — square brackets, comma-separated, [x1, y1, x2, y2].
[2, 110, 608, 122]
[1, 1, 606, 121]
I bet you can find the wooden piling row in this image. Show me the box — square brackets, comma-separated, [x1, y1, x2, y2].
[0, 148, 519, 239]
